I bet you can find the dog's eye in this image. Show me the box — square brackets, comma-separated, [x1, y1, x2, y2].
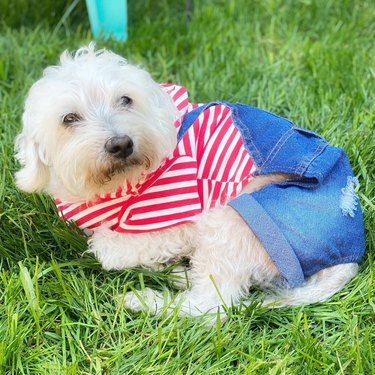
[120, 96, 133, 107]
[62, 113, 81, 125]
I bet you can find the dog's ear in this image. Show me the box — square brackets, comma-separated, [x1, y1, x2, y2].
[14, 131, 50, 193]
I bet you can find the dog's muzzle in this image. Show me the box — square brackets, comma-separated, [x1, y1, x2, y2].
[105, 136, 134, 160]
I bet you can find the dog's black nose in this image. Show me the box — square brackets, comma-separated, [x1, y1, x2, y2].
[105, 136, 134, 160]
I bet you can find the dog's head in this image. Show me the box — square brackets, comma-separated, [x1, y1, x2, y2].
[15, 44, 179, 202]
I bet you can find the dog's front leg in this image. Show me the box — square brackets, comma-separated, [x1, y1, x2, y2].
[170, 206, 278, 316]
[88, 224, 194, 271]
[124, 206, 280, 318]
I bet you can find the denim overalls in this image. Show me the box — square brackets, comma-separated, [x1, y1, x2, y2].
[178, 103, 365, 287]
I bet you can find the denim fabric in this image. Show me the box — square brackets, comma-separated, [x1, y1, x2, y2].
[179, 102, 365, 287]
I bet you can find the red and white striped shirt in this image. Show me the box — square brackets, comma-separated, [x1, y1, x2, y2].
[55, 84, 255, 233]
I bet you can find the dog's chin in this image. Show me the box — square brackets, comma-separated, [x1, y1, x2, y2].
[85, 155, 152, 198]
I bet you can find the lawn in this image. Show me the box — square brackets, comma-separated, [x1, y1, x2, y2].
[0, 0, 374, 374]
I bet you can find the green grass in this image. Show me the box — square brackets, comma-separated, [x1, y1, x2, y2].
[0, 0, 374, 373]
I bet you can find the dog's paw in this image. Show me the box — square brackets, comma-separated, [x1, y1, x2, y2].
[123, 288, 227, 322]
[123, 288, 168, 314]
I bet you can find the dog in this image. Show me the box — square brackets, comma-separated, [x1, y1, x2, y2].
[15, 44, 365, 317]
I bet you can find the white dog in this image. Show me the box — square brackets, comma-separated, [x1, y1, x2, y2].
[15, 45, 365, 317]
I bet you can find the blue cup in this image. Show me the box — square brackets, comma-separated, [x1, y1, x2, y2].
[85, 0, 128, 41]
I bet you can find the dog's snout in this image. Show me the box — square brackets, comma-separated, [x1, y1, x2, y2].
[105, 136, 134, 159]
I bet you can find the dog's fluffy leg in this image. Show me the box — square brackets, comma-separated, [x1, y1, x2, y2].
[124, 206, 280, 317]
[264, 263, 359, 307]
[175, 206, 280, 315]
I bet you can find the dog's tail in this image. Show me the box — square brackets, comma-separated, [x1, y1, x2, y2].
[263, 263, 358, 307]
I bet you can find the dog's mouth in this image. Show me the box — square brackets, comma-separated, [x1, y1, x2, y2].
[106, 156, 150, 180]
[89, 153, 152, 187]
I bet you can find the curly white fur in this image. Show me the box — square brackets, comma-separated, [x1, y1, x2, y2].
[15, 44, 358, 318]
